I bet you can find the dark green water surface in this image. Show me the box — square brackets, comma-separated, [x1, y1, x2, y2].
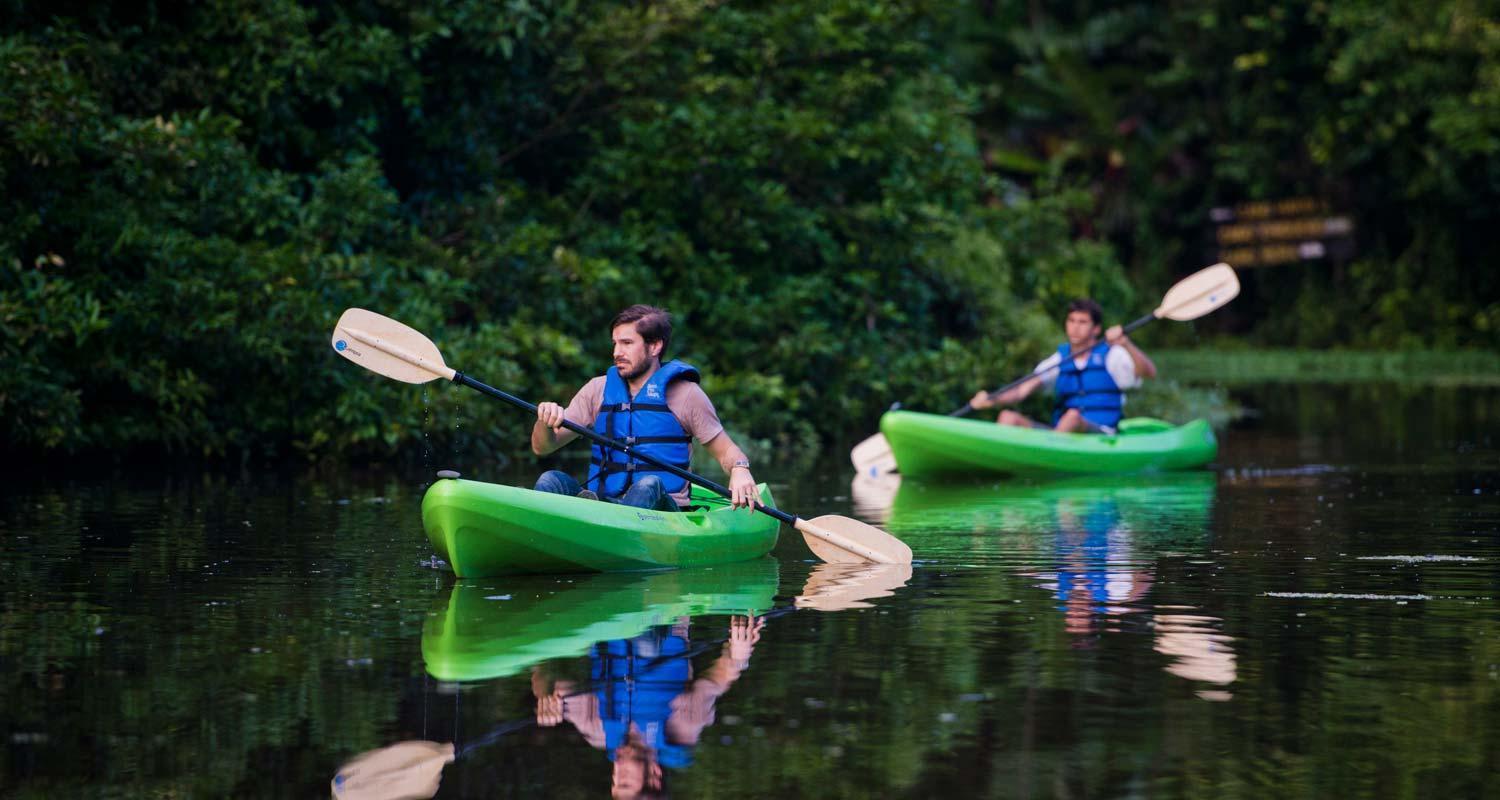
[3, 385, 1498, 798]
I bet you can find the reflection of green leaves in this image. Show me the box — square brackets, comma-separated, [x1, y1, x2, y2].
[0, 477, 431, 798]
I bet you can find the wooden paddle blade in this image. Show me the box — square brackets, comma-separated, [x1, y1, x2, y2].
[795, 562, 913, 610]
[332, 308, 456, 384]
[332, 740, 454, 800]
[796, 514, 913, 564]
[1154, 263, 1240, 321]
[849, 433, 899, 477]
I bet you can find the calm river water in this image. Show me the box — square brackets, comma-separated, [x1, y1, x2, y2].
[3, 384, 1497, 798]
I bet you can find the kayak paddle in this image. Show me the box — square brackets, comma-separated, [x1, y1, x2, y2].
[330, 309, 913, 565]
[849, 262, 1241, 477]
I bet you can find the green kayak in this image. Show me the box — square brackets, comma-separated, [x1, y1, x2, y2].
[422, 559, 780, 681]
[421, 478, 781, 577]
[879, 410, 1217, 478]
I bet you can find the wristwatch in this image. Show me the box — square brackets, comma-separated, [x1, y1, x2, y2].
[731, 459, 751, 471]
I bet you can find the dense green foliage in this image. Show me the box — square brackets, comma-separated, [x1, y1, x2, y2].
[960, 0, 1500, 348]
[1, 1, 1123, 460]
[3, 1, 1495, 459]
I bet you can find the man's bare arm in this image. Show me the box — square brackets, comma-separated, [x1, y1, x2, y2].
[704, 431, 759, 509]
[1107, 325, 1157, 380]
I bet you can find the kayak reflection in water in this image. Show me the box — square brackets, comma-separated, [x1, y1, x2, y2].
[530, 304, 762, 513]
[533, 614, 766, 799]
[967, 298, 1157, 434]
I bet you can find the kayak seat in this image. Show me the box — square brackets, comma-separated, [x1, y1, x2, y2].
[1115, 417, 1175, 435]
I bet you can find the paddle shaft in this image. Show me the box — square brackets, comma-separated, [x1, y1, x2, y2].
[951, 312, 1156, 417]
[450, 372, 802, 527]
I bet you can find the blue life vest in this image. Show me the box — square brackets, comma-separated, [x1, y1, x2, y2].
[593, 630, 695, 769]
[587, 360, 699, 500]
[1051, 341, 1124, 428]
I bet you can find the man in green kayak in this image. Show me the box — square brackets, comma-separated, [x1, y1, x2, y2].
[969, 298, 1158, 434]
[531, 304, 760, 511]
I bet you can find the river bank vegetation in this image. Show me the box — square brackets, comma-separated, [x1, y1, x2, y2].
[4, 1, 1496, 460]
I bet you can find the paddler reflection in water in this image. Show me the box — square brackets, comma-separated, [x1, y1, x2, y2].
[1032, 497, 1238, 697]
[1038, 498, 1153, 641]
[533, 615, 766, 799]
[532, 304, 761, 512]
[969, 298, 1157, 434]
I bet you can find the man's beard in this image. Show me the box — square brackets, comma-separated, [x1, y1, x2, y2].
[617, 359, 650, 381]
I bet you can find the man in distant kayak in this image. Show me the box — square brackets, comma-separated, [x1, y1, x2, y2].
[969, 298, 1157, 434]
[531, 304, 760, 511]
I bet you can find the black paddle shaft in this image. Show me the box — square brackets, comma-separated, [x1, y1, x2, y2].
[951, 311, 1157, 417]
[450, 372, 800, 526]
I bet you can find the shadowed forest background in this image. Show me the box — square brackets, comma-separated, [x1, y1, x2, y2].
[4, 0, 1498, 463]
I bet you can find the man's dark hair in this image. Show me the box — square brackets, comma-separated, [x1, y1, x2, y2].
[611, 304, 673, 356]
[1066, 298, 1104, 326]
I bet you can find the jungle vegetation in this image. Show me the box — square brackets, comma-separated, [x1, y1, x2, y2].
[4, 1, 1496, 459]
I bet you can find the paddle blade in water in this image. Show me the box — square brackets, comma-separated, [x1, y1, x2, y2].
[795, 562, 913, 610]
[332, 308, 456, 384]
[1155, 262, 1240, 321]
[796, 515, 913, 564]
[849, 432, 899, 476]
[332, 740, 454, 800]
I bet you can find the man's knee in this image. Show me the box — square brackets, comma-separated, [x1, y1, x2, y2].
[617, 475, 676, 511]
[534, 470, 576, 493]
[1054, 409, 1083, 431]
[998, 410, 1025, 426]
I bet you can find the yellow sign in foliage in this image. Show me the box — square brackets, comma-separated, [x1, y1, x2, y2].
[1209, 197, 1356, 267]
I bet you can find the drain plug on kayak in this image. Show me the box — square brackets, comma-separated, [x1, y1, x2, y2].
[436, 470, 461, 479]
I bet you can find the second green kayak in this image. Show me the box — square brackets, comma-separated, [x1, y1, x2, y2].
[421, 477, 781, 577]
[879, 410, 1217, 478]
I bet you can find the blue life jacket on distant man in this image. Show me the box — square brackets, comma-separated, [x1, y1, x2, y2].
[587, 360, 699, 499]
[1051, 341, 1123, 429]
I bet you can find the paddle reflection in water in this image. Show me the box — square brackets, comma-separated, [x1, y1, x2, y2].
[1151, 608, 1238, 701]
[332, 560, 911, 799]
[853, 472, 1236, 697]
